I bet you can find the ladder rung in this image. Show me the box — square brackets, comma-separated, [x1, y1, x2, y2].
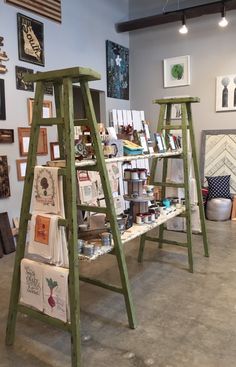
[18, 304, 71, 331]
[38, 117, 64, 126]
[77, 204, 108, 214]
[144, 236, 188, 248]
[154, 182, 185, 188]
[74, 118, 90, 126]
[76, 164, 98, 171]
[79, 275, 123, 294]
[27, 213, 67, 227]
[159, 125, 189, 130]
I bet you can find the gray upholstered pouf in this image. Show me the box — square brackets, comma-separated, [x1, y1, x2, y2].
[206, 198, 232, 221]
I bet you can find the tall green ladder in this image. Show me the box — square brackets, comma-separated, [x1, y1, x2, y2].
[138, 97, 209, 272]
[5, 67, 136, 367]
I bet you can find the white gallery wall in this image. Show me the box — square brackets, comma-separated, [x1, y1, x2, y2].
[0, 0, 129, 221]
[129, 3, 236, 154]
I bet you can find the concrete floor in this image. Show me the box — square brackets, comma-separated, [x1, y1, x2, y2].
[1, 220, 236, 367]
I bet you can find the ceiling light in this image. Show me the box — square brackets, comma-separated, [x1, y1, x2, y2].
[179, 14, 188, 34]
[219, 5, 229, 27]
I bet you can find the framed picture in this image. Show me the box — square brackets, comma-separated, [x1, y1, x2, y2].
[16, 159, 27, 181]
[167, 134, 177, 151]
[15, 66, 34, 91]
[44, 82, 53, 95]
[18, 127, 48, 156]
[163, 55, 190, 88]
[216, 74, 236, 112]
[0, 212, 15, 254]
[0, 79, 6, 120]
[200, 130, 236, 193]
[154, 133, 166, 153]
[50, 142, 60, 160]
[106, 40, 129, 100]
[27, 98, 52, 125]
[0, 129, 14, 143]
[0, 156, 11, 198]
[17, 13, 44, 66]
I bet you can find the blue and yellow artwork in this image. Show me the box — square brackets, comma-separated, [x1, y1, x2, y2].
[106, 40, 129, 100]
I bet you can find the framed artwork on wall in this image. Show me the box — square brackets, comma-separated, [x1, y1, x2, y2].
[16, 159, 27, 181]
[163, 55, 190, 88]
[216, 74, 236, 112]
[200, 129, 236, 193]
[0, 79, 6, 120]
[0, 212, 15, 254]
[0, 129, 14, 143]
[106, 40, 129, 100]
[15, 66, 34, 91]
[18, 127, 48, 156]
[0, 155, 11, 198]
[50, 142, 60, 160]
[27, 98, 52, 125]
[17, 13, 44, 66]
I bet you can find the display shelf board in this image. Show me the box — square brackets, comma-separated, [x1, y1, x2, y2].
[124, 195, 154, 202]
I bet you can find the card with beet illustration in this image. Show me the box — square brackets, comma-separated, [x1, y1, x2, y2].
[43, 267, 69, 322]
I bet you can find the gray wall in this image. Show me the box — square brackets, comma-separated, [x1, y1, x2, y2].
[0, 0, 129, 221]
[129, 5, 236, 154]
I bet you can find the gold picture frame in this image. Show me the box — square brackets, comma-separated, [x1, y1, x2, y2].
[16, 159, 27, 181]
[27, 98, 53, 125]
[18, 127, 48, 156]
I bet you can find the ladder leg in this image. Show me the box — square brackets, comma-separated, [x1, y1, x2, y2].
[63, 77, 82, 367]
[80, 81, 137, 329]
[6, 82, 44, 345]
[181, 103, 193, 273]
[138, 233, 146, 263]
[186, 103, 209, 257]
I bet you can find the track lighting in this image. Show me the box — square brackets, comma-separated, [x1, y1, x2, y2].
[179, 14, 188, 34]
[219, 4, 229, 27]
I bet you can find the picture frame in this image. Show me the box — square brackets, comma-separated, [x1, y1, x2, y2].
[0, 212, 15, 254]
[200, 129, 236, 193]
[163, 55, 190, 88]
[27, 98, 52, 125]
[17, 13, 44, 66]
[0, 129, 14, 143]
[50, 142, 60, 161]
[216, 74, 236, 112]
[0, 79, 6, 120]
[167, 134, 177, 151]
[16, 159, 27, 181]
[0, 156, 11, 198]
[154, 133, 166, 153]
[18, 127, 48, 156]
[15, 66, 34, 92]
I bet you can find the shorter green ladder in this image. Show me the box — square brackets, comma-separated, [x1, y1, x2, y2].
[5, 66, 136, 367]
[138, 97, 209, 272]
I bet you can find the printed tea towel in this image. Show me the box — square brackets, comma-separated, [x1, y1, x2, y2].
[32, 166, 64, 215]
[20, 258, 43, 311]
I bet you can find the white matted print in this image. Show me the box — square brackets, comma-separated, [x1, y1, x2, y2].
[163, 55, 190, 88]
[216, 75, 236, 112]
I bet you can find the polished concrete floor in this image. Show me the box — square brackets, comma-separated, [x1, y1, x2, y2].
[1, 220, 236, 367]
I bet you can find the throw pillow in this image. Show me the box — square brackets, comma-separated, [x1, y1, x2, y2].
[206, 175, 231, 200]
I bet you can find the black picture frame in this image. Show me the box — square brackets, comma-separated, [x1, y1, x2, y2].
[0, 79, 6, 120]
[17, 13, 45, 66]
[15, 66, 34, 92]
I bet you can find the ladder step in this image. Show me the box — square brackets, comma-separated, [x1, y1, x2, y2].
[159, 125, 188, 130]
[27, 213, 67, 227]
[79, 275, 123, 294]
[38, 117, 64, 126]
[18, 304, 71, 331]
[76, 164, 98, 171]
[154, 182, 185, 188]
[74, 118, 90, 126]
[77, 204, 108, 214]
[144, 236, 188, 248]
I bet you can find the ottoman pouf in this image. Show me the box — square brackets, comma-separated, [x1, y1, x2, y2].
[206, 198, 232, 221]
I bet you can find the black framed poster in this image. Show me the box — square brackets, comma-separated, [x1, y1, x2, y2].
[15, 66, 34, 92]
[0, 79, 6, 120]
[17, 13, 45, 66]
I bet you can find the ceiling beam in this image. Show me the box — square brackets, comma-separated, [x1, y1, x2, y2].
[116, 0, 236, 32]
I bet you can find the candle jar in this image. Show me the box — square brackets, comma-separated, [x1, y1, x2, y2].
[131, 169, 139, 180]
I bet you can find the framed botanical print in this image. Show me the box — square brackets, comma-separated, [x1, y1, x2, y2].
[17, 13, 44, 66]
[18, 127, 48, 156]
[0, 79, 6, 120]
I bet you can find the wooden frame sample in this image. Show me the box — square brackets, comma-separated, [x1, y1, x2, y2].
[18, 127, 48, 156]
[0, 129, 14, 143]
[16, 159, 27, 181]
[50, 142, 60, 160]
[27, 98, 52, 125]
[0, 79, 6, 120]
[0, 212, 15, 254]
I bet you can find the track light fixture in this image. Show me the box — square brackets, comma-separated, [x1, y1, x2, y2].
[179, 13, 188, 34]
[219, 4, 229, 27]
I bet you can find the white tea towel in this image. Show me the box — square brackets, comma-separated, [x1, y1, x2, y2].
[20, 258, 43, 311]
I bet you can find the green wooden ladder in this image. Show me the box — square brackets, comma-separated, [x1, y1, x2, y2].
[5, 67, 136, 367]
[138, 97, 209, 272]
